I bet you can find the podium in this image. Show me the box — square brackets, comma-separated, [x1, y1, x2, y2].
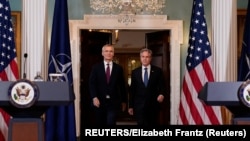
[198, 81, 250, 124]
[0, 81, 74, 141]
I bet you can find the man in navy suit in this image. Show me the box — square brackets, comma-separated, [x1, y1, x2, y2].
[89, 44, 127, 126]
[128, 48, 166, 126]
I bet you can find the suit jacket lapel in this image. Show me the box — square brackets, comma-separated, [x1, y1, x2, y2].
[109, 63, 116, 83]
[147, 67, 154, 86]
[137, 67, 144, 86]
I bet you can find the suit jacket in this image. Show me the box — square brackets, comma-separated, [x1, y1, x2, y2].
[128, 65, 166, 113]
[89, 61, 127, 108]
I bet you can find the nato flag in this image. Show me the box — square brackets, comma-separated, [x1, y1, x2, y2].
[238, 0, 250, 81]
[45, 0, 77, 141]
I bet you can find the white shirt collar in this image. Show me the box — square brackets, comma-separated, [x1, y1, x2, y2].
[142, 65, 151, 70]
[104, 61, 112, 66]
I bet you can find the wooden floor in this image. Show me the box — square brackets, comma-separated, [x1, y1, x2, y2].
[116, 120, 137, 125]
[116, 111, 137, 125]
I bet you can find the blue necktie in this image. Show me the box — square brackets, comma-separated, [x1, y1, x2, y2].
[144, 67, 148, 86]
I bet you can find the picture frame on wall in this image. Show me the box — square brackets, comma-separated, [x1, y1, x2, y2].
[11, 11, 21, 75]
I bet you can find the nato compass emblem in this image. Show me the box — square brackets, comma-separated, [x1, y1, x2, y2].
[238, 79, 250, 108]
[48, 54, 72, 82]
[8, 79, 39, 108]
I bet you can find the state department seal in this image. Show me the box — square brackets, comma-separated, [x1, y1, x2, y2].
[8, 79, 39, 108]
[238, 80, 250, 108]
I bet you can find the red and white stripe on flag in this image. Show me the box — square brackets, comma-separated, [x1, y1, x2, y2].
[0, 0, 20, 140]
[0, 59, 19, 81]
[0, 58, 19, 141]
[178, 57, 222, 124]
[177, 0, 222, 125]
[0, 109, 10, 141]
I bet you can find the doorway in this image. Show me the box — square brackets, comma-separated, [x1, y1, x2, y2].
[80, 29, 171, 128]
[69, 14, 183, 135]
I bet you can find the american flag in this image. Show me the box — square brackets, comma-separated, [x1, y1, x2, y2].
[0, 0, 19, 140]
[177, 0, 222, 125]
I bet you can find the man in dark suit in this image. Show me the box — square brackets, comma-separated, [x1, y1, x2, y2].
[89, 44, 127, 126]
[128, 48, 166, 126]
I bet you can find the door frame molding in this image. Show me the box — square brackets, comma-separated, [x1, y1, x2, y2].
[69, 14, 183, 125]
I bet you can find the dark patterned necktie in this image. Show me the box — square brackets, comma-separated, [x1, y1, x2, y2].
[106, 63, 110, 83]
[144, 67, 148, 86]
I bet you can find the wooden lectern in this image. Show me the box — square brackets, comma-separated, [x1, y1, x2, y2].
[0, 81, 74, 141]
[198, 81, 250, 125]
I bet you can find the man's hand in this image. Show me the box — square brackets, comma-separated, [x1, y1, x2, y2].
[128, 108, 133, 115]
[157, 94, 164, 103]
[93, 97, 100, 108]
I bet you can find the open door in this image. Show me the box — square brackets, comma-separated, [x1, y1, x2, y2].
[80, 30, 111, 128]
[146, 30, 171, 125]
[80, 29, 171, 131]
